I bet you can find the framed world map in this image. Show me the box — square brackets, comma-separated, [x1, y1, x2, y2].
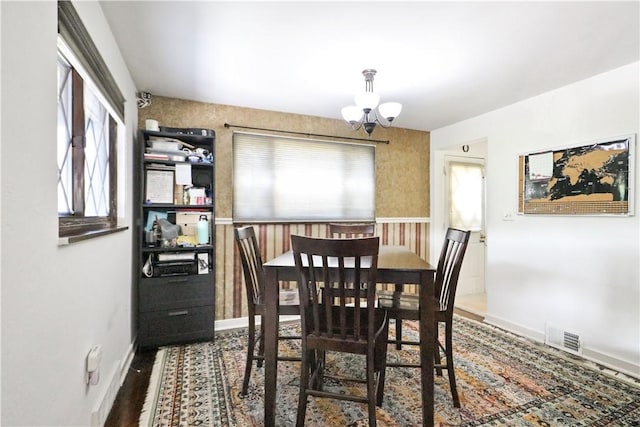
[518, 135, 635, 215]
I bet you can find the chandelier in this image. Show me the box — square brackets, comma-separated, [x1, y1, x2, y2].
[341, 69, 402, 136]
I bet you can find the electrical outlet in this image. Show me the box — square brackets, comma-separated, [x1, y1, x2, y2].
[86, 345, 102, 385]
[503, 211, 515, 221]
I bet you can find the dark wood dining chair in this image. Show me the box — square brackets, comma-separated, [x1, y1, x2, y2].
[378, 227, 470, 407]
[329, 222, 375, 238]
[328, 223, 375, 303]
[234, 226, 300, 397]
[291, 235, 388, 427]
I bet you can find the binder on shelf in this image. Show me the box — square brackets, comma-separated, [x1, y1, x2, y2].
[157, 252, 196, 262]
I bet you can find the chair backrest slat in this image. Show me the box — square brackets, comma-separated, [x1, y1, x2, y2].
[435, 228, 471, 312]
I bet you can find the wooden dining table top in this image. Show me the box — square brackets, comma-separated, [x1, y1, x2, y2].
[264, 245, 434, 273]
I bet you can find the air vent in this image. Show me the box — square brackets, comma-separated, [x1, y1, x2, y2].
[545, 324, 582, 355]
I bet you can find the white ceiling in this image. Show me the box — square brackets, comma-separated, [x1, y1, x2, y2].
[99, 1, 639, 132]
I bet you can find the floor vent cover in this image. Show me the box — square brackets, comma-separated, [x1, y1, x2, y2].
[545, 324, 582, 355]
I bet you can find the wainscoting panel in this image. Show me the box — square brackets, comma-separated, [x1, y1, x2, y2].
[215, 221, 430, 320]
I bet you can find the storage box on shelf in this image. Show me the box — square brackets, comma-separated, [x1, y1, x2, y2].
[135, 127, 216, 348]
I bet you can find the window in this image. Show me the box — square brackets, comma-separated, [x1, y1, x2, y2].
[57, 1, 125, 237]
[233, 132, 375, 222]
[448, 161, 484, 231]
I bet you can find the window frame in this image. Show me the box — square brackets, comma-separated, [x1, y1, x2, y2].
[57, 0, 125, 239]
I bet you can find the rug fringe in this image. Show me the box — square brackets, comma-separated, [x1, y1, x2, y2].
[138, 348, 167, 427]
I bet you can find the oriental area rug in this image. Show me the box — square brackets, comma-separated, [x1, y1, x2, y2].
[139, 316, 640, 426]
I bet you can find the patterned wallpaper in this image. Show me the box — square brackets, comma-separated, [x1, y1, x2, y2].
[215, 221, 430, 319]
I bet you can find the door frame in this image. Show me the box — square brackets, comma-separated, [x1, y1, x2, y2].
[430, 139, 488, 302]
[444, 155, 485, 296]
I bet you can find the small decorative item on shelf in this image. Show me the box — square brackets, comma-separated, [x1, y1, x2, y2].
[145, 230, 157, 247]
[197, 215, 209, 245]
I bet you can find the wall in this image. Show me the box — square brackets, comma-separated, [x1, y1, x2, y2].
[138, 97, 431, 319]
[431, 62, 640, 376]
[1, 1, 138, 425]
[218, 222, 429, 319]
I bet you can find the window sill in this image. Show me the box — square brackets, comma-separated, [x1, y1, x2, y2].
[58, 226, 128, 246]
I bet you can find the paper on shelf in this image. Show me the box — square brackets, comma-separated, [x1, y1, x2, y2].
[145, 170, 174, 203]
[175, 163, 192, 186]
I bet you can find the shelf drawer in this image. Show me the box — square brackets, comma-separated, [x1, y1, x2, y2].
[138, 305, 214, 348]
[139, 274, 214, 312]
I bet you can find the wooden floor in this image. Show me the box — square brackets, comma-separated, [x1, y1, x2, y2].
[104, 349, 156, 427]
[105, 308, 484, 426]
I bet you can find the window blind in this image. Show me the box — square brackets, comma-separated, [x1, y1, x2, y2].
[233, 132, 375, 222]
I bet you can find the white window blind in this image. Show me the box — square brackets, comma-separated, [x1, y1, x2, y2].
[449, 162, 483, 231]
[233, 132, 375, 222]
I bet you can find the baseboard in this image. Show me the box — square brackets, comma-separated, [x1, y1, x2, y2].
[90, 342, 136, 427]
[215, 317, 249, 331]
[119, 343, 136, 384]
[214, 315, 300, 332]
[581, 347, 640, 381]
[484, 314, 639, 381]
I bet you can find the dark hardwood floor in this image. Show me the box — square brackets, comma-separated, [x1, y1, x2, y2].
[105, 349, 156, 427]
[105, 308, 484, 426]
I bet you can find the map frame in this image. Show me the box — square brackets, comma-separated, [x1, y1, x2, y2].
[518, 134, 636, 216]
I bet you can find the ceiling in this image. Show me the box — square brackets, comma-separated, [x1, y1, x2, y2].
[100, 1, 639, 132]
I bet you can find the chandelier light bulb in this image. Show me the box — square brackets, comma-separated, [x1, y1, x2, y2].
[378, 102, 402, 122]
[341, 106, 363, 123]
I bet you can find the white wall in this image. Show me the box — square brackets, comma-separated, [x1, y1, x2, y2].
[1, 1, 138, 425]
[431, 62, 640, 376]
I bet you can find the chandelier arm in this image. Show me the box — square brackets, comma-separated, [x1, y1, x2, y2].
[371, 110, 393, 128]
[349, 121, 363, 132]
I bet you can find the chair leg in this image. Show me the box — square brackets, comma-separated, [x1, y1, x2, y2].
[241, 315, 256, 396]
[434, 322, 443, 376]
[395, 318, 403, 350]
[445, 319, 460, 408]
[314, 350, 326, 391]
[257, 320, 265, 368]
[375, 321, 389, 407]
[392, 284, 404, 350]
[367, 352, 377, 427]
[296, 349, 312, 427]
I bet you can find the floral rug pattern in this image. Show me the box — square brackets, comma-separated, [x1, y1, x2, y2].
[139, 316, 640, 426]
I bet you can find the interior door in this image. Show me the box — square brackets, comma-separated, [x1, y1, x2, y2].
[445, 156, 486, 296]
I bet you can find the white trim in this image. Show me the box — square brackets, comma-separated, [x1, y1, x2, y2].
[218, 217, 431, 225]
[119, 343, 136, 384]
[375, 217, 430, 223]
[214, 315, 300, 331]
[485, 314, 640, 380]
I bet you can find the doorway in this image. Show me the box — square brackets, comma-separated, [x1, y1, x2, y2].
[444, 154, 486, 316]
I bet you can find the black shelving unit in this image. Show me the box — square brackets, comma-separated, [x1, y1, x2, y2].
[135, 127, 216, 348]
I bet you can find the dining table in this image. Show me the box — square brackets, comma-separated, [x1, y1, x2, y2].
[262, 244, 437, 426]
